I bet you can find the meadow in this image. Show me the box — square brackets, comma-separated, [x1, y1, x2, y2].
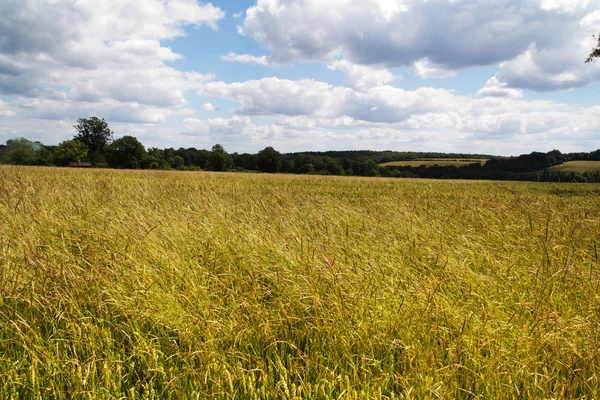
[379, 159, 487, 168]
[1, 166, 600, 399]
[546, 160, 600, 173]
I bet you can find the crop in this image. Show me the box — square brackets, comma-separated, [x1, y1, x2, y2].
[1, 166, 600, 399]
[546, 161, 600, 173]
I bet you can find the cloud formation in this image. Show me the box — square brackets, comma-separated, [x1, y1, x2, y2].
[242, 0, 600, 90]
[221, 52, 274, 66]
[0, 0, 223, 122]
[196, 75, 600, 153]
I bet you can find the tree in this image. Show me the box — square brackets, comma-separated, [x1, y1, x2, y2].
[208, 144, 231, 171]
[145, 147, 171, 169]
[586, 34, 600, 63]
[1, 138, 51, 165]
[73, 117, 113, 154]
[53, 139, 88, 166]
[256, 146, 282, 173]
[107, 135, 146, 169]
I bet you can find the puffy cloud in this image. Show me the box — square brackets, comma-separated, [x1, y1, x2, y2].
[241, 0, 600, 90]
[202, 103, 216, 111]
[243, 0, 564, 67]
[198, 77, 460, 122]
[477, 77, 524, 98]
[580, 10, 600, 29]
[208, 115, 253, 134]
[0, 100, 16, 117]
[328, 60, 395, 90]
[540, 0, 591, 13]
[412, 58, 456, 79]
[0, 0, 224, 122]
[221, 53, 274, 66]
[194, 75, 600, 153]
[492, 39, 600, 91]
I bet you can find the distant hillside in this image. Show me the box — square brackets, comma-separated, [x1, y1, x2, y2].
[546, 161, 600, 173]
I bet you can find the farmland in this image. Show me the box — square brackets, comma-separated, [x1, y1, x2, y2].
[1, 166, 600, 399]
[546, 160, 600, 173]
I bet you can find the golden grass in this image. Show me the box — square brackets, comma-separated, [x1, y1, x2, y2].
[547, 160, 600, 173]
[380, 159, 487, 167]
[1, 166, 600, 399]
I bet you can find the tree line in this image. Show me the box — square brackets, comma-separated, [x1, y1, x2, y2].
[2, 116, 600, 182]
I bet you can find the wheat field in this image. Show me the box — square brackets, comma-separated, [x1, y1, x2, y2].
[546, 161, 600, 174]
[1, 166, 600, 399]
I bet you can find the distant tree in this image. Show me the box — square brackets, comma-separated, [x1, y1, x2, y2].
[53, 139, 88, 166]
[145, 147, 171, 169]
[73, 117, 113, 154]
[1, 138, 51, 165]
[171, 155, 185, 169]
[107, 135, 146, 169]
[208, 144, 231, 171]
[586, 34, 600, 63]
[256, 146, 282, 173]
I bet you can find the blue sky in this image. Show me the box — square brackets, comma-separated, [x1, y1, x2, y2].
[0, 0, 599, 155]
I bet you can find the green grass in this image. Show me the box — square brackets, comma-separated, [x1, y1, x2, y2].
[1, 166, 600, 399]
[380, 159, 487, 168]
[547, 160, 600, 173]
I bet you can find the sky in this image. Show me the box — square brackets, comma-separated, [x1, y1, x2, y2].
[0, 0, 599, 155]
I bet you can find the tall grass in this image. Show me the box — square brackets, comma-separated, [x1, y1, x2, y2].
[1, 166, 600, 399]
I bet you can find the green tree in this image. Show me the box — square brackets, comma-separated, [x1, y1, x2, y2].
[145, 148, 171, 169]
[73, 117, 113, 155]
[107, 136, 146, 169]
[256, 146, 282, 173]
[1, 138, 50, 165]
[53, 139, 88, 166]
[171, 155, 185, 169]
[208, 144, 231, 171]
[586, 34, 600, 63]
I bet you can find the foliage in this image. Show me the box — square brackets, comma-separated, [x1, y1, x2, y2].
[257, 146, 282, 172]
[73, 116, 113, 155]
[208, 144, 231, 171]
[4, 127, 600, 182]
[2, 167, 600, 398]
[0, 138, 51, 165]
[107, 135, 146, 169]
[585, 34, 600, 63]
[52, 139, 88, 166]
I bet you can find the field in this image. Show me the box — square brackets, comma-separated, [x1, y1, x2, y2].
[547, 160, 600, 173]
[380, 159, 487, 168]
[1, 166, 600, 399]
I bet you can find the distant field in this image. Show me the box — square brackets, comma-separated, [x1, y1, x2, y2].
[380, 158, 487, 167]
[1, 166, 600, 398]
[547, 160, 600, 173]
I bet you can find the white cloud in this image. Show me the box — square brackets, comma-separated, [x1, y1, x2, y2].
[580, 10, 600, 29]
[413, 58, 456, 79]
[242, 0, 568, 67]
[477, 77, 524, 98]
[198, 77, 460, 123]
[328, 60, 395, 90]
[195, 76, 600, 153]
[492, 40, 600, 91]
[241, 0, 600, 90]
[0, 100, 16, 117]
[0, 0, 224, 122]
[202, 103, 216, 111]
[221, 53, 274, 67]
[540, 0, 590, 13]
